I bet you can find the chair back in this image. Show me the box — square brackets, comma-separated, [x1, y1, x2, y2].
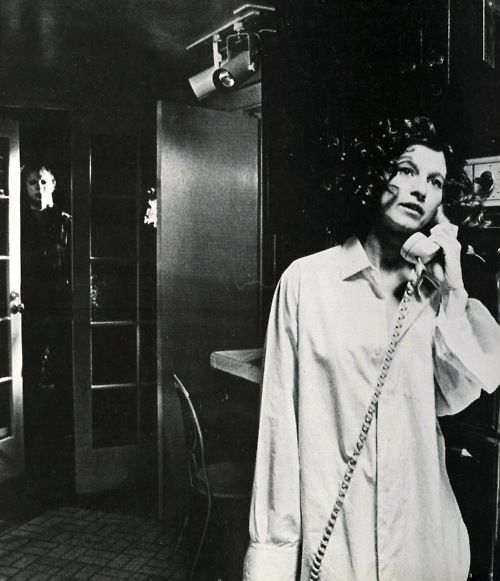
[173, 374, 212, 498]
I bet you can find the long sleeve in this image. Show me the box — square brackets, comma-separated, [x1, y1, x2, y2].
[434, 298, 500, 416]
[243, 264, 302, 581]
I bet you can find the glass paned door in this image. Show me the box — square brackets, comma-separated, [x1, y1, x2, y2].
[0, 120, 23, 482]
[72, 110, 156, 494]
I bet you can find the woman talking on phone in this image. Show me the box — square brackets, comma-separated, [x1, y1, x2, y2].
[243, 116, 500, 581]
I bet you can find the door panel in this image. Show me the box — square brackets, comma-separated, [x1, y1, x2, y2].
[72, 109, 156, 494]
[157, 101, 260, 518]
[0, 119, 23, 482]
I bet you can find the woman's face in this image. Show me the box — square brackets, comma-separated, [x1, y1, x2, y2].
[378, 144, 447, 234]
[25, 167, 56, 211]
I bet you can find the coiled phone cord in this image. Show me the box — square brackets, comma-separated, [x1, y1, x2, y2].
[309, 280, 415, 581]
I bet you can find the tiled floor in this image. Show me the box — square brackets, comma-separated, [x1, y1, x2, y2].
[0, 507, 189, 580]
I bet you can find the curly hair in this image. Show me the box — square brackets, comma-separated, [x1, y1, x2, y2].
[332, 115, 485, 241]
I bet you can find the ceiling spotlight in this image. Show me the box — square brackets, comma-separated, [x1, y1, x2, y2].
[188, 66, 218, 100]
[213, 50, 257, 91]
[188, 41, 257, 101]
[188, 33, 223, 100]
[186, 4, 275, 101]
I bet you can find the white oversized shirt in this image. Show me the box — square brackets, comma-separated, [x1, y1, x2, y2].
[244, 236, 500, 581]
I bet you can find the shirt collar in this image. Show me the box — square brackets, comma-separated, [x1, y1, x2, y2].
[339, 235, 440, 296]
[340, 236, 373, 280]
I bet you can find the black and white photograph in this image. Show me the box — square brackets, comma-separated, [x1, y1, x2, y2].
[1, 1, 500, 580]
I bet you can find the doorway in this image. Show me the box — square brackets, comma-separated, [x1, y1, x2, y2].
[0, 105, 158, 521]
[0, 108, 73, 516]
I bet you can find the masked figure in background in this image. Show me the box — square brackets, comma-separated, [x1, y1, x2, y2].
[21, 161, 72, 504]
[244, 116, 500, 581]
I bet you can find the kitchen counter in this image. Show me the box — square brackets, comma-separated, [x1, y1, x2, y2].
[210, 348, 263, 384]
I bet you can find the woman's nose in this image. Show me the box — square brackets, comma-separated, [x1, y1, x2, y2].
[410, 189, 426, 202]
[410, 177, 427, 201]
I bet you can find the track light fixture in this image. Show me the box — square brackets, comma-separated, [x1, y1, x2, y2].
[187, 4, 275, 101]
[188, 34, 257, 100]
[213, 49, 255, 89]
[213, 33, 257, 91]
[188, 34, 222, 100]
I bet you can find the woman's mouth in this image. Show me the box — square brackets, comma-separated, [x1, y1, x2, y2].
[399, 202, 424, 216]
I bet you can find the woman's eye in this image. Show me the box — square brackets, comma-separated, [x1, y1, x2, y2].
[430, 178, 443, 189]
[397, 166, 413, 176]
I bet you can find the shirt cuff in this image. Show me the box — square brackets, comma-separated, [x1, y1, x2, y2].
[436, 299, 500, 393]
[243, 542, 300, 581]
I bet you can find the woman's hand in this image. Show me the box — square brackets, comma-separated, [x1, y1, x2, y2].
[427, 212, 468, 318]
[428, 221, 464, 292]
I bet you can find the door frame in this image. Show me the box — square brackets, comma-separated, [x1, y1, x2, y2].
[0, 118, 24, 483]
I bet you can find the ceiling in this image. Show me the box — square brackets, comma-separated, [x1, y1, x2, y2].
[0, 0, 272, 108]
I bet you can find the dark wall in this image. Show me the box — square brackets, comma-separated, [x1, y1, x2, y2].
[0, 0, 256, 109]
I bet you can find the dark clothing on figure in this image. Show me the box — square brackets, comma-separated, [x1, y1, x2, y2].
[22, 205, 71, 314]
[22, 205, 71, 389]
[21, 205, 72, 503]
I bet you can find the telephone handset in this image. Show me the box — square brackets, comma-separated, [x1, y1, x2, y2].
[400, 232, 440, 264]
[400, 206, 447, 265]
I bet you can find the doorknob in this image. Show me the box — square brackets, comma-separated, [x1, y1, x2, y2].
[9, 291, 24, 315]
